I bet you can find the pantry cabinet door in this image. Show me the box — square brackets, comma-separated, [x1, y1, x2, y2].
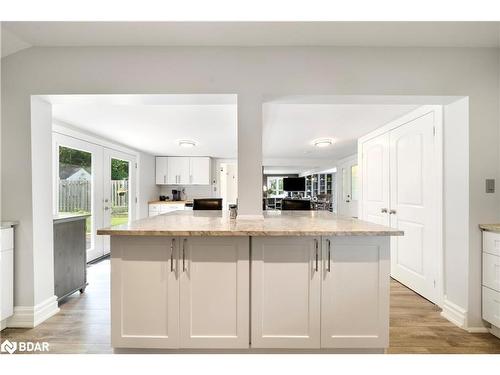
[111, 236, 180, 348]
[179, 236, 249, 348]
[251, 236, 321, 348]
[321, 236, 390, 348]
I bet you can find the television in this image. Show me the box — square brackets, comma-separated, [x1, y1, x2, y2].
[283, 177, 306, 192]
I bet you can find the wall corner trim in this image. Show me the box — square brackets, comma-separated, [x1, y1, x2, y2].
[6, 295, 60, 328]
[440, 298, 467, 329]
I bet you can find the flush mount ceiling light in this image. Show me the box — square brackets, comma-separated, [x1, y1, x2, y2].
[312, 138, 334, 148]
[178, 140, 197, 148]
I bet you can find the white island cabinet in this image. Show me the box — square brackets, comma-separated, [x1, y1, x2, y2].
[111, 236, 249, 349]
[98, 210, 401, 352]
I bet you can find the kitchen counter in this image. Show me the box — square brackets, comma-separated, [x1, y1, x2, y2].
[97, 210, 403, 237]
[479, 224, 500, 233]
[148, 200, 191, 205]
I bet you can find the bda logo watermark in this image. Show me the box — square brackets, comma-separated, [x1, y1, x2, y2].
[1, 339, 49, 354]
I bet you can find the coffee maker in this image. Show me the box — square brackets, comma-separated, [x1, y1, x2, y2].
[172, 189, 182, 201]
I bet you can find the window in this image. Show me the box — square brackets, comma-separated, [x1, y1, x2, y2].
[267, 176, 285, 197]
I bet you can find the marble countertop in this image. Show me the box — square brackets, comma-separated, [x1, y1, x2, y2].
[97, 210, 404, 237]
[479, 224, 500, 233]
[1, 221, 19, 229]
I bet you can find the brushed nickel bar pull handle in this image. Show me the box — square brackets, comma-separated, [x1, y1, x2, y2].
[381, 208, 388, 213]
[182, 238, 187, 272]
[314, 239, 319, 272]
[327, 239, 331, 272]
[170, 238, 175, 272]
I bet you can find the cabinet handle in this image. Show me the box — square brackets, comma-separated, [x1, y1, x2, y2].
[314, 239, 319, 272]
[164, 175, 166, 184]
[327, 239, 331, 272]
[389, 209, 397, 215]
[381, 208, 388, 213]
[170, 238, 175, 272]
[182, 238, 187, 272]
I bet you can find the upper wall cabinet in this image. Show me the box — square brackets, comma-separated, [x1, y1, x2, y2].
[156, 156, 211, 186]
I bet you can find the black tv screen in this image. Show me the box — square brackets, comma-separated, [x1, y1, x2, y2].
[283, 177, 306, 192]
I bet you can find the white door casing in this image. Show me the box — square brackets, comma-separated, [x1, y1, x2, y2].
[321, 236, 390, 348]
[111, 236, 180, 348]
[179, 236, 249, 348]
[251, 236, 321, 348]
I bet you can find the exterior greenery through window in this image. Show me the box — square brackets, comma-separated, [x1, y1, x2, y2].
[267, 176, 285, 197]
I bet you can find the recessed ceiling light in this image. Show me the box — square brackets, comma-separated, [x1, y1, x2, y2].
[178, 140, 197, 148]
[312, 138, 334, 148]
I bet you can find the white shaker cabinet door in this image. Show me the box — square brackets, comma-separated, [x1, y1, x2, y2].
[251, 236, 321, 349]
[155, 157, 168, 185]
[179, 236, 249, 348]
[167, 157, 190, 185]
[189, 157, 210, 185]
[111, 236, 180, 348]
[321, 236, 390, 348]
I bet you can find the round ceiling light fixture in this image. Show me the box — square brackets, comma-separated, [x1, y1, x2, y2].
[312, 138, 334, 148]
[178, 139, 197, 148]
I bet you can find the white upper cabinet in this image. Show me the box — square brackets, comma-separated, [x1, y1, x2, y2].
[157, 156, 211, 185]
[189, 157, 210, 185]
[167, 157, 190, 185]
[155, 156, 168, 185]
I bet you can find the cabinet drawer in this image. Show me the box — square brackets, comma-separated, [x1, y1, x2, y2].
[483, 252, 500, 292]
[1, 228, 14, 251]
[483, 231, 500, 256]
[483, 286, 500, 327]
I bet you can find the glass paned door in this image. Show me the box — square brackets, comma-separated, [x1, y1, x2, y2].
[58, 146, 93, 250]
[102, 148, 136, 254]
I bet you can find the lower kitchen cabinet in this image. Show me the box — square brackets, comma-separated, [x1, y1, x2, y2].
[179, 237, 249, 348]
[111, 236, 249, 349]
[251, 236, 321, 348]
[111, 236, 180, 348]
[320, 236, 390, 348]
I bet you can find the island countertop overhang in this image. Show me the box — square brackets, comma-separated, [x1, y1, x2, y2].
[97, 210, 404, 237]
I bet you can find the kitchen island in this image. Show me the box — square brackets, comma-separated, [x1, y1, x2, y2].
[97, 210, 403, 352]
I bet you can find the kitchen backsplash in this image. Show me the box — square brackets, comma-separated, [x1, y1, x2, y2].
[159, 185, 214, 200]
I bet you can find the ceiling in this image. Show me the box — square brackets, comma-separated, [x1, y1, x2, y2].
[3, 21, 500, 57]
[48, 95, 238, 158]
[262, 103, 419, 167]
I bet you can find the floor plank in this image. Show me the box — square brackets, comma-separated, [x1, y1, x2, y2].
[2, 259, 500, 354]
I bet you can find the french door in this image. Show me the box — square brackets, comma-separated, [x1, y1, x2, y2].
[102, 149, 136, 254]
[359, 108, 441, 305]
[54, 133, 136, 262]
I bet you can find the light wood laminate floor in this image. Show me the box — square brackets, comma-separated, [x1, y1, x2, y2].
[2, 259, 500, 354]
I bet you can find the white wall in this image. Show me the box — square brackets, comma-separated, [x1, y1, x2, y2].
[2, 46, 499, 328]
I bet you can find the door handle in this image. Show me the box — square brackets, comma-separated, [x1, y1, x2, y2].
[314, 239, 319, 272]
[182, 238, 187, 272]
[389, 209, 397, 215]
[326, 239, 331, 272]
[104, 206, 109, 211]
[381, 208, 388, 213]
[170, 238, 175, 272]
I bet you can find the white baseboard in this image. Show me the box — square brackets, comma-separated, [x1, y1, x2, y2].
[7, 295, 60, 328]
[466, 326, 490, 333]
[1, 319, 7, 331]
[440, 298, 467, 328]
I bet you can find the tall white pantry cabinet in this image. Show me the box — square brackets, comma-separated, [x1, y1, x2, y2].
[111, 235, 390, 350]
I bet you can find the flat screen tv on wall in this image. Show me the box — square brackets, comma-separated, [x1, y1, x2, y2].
[283, 177, 306, 192]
